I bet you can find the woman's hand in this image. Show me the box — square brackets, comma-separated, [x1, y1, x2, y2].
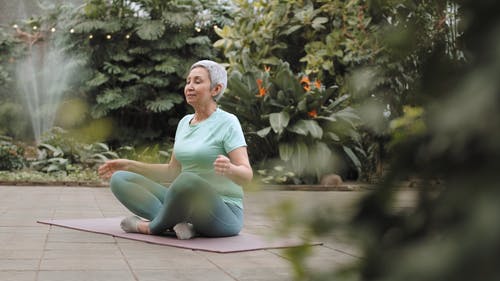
[214, 155, 232, 176]
[214, 148, 253, 185]
[98, 159, 133, 180]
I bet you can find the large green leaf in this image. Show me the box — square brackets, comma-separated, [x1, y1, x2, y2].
[146, 98, 176, 112]
[289, 120, 323, 139]
[86, 72, 109, 87]
[136, 20, 165, 40]
[103, 62, 122, 75]
[291, 142, 309, 175]
[118, 72, 140, 82]
[256, 127, 271, 138]
[228, 72, 251, 96]
[269, 112, 290, 134]
[279, 143, 294, 161]
[72, 20, 105, 33]
[343, 145, 361, 171]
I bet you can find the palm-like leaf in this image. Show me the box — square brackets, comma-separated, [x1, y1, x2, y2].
[136, 20, 165, 40]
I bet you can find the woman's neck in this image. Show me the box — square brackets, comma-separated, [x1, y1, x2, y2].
[191, 104, 217, 124]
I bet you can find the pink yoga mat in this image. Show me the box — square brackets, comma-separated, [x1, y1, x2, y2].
[37, 217, 321, 253]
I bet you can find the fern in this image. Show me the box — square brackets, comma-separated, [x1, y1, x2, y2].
[186, 36, 211, 45]
[136, 20, 166, 40]
[150, 53, 171, 62]
[73, 20, 106, 33]
[154, 62, 176, 74]
[142, 75, 170, 87]
[162, 9, 194, 28]
[111, 53, 134, 63]
[86, 72, 109, 87]
[145, 94, 184, 113]
[101, 20, 123, 33]
[118, 72, 141, 82]
[103, 62, 123, 75]
[128, 47, 151, 54]
[96, 88, 135, 110]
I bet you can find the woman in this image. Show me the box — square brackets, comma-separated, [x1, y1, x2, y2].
[98, 60, 253, 239]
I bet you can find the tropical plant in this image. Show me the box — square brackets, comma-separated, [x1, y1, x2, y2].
[221, 61, 363, 183]
[215, 0, 377, 89]
[54, 0, 227, 144]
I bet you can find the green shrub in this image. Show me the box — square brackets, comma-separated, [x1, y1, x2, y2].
[0, 136, 25, 171]
[221, 61, 363, 183]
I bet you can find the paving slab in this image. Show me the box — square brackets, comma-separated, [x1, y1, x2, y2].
[0, 185, 395, 281]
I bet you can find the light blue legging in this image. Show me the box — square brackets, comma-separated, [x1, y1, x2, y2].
[109, 171, 243, 237]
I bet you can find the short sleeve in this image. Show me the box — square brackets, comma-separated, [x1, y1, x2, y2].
[223, 115, 247, 153]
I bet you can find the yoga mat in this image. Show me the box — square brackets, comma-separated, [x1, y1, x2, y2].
[37, 217, 322, 253]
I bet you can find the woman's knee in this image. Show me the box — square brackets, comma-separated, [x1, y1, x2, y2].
[109, 170, 135, 195]
[169, 172, 204, 193]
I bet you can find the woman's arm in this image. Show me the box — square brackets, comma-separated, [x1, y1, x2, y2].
[98, 153, 181, 183]
[213, 146, 253, 185]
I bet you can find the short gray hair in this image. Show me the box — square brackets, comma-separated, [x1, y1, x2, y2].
[190, 60, 227, 101]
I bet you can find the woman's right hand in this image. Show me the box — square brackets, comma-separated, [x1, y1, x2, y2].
[98, 159, 133, 180]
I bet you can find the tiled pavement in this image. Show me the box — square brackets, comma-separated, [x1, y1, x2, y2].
[0, 185, 413, 281]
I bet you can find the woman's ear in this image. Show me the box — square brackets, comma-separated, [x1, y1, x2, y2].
[212, 84, 222, 97]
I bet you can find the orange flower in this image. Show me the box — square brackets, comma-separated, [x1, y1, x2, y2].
[300, 76, 311, 92]
[308, 109, 318, 118]
[314, 79, 321, 90]
[256, 79, 266, 97]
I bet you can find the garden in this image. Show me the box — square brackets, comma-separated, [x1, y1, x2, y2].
[1, 0, 500, 280]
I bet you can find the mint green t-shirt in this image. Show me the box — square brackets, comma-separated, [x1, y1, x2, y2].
[173, 108, 247, 208]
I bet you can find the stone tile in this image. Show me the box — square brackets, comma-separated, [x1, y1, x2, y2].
[51, 210, 104, 219]
[201, 250, 290, 269]
[0, 259, 39, 270]
[134, 268, 235, 281]
[39, 257, 129, 271]
[0, 270, 37, 281]
[0, 225, 49, 234]
[125, 250, 216, 270]
[44, 241, 118, 251]
[0, 249, 43, 259]
[0, 239, 46, 250]
[43, 245, 122, 259]
[47, 231, 115, 243]
[37, 270, 136, 281]
[223, 267, 293, 281]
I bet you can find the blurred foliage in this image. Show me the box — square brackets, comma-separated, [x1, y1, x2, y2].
[221, 61, 363, 183]
[0, 27, 33, 139]
[0, 127, 170, 179]
[0, 136, 26, 171]
[281, 0, 500, 280]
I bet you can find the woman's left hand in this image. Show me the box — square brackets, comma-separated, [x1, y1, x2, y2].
[214, 155, 231, 176]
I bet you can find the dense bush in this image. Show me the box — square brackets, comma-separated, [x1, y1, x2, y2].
[221, 61, 363, 183]
[0, 136, 25, 171]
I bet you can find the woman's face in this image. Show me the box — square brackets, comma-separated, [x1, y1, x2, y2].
[184, 67, 217, 107]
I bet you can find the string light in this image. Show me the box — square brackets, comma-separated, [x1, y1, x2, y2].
[10, 25, 140, 42]
[195, 27, 201, 32]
